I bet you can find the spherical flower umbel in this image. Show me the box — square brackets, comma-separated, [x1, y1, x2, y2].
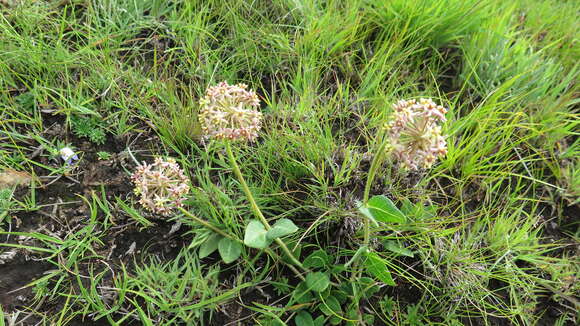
[131, 158, 190, 216]
[198, 81, 262, 141]
[384, 98, 448, 170]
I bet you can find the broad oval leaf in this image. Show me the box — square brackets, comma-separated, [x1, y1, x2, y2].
[313, 316, 325, 326]
[267, 218, 299, 240]
[364, 252, 395, 286]
[367, 195, 406, 223]
[330, 316, 341, 325]
[218, 238, 242, 264]
[199, 233, 223, 258]
[293, 281, 314, 304]
[244, 220, 269, 249]
[294, 310, 314, 326]
[305, 272, 330, 292]
[303, 249, 331, 269]
[318, 295, 341, 316]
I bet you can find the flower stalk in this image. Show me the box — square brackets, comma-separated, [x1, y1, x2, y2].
[362, 134, 391, 245]
[225, 142, 306, 271]
[354, 98, 448, 276]
[199, 81, 308, 274]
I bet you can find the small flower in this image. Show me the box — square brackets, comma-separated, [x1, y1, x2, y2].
[59, 147, 78, 165]
[198, 81, 262, 141]
[384, 98, 448, 170]
[131, 158, 190, 216]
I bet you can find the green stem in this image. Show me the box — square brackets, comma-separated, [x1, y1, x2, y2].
[351, 134, 390, 281]
[179, 207, 234, 240]
[225, 142, 307, 272]
[362, 135, 390, 245]
[265, 248, 306, 281]
[225, 142, 271, 230]
[363, 136, 390, 203]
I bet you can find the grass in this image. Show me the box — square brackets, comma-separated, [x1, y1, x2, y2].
[0, 0, 578, 325]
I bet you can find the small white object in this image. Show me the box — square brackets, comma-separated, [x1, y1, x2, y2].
[0, 249, 17, 265]
[59, 147, 78, 165]
[125, 242, 136, 256]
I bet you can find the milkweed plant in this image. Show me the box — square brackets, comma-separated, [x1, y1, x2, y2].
[354, 98, 448, 285]
[196, 81, 304, 273]
[129, 80, 449, 322]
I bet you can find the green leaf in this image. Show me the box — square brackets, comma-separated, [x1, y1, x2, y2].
[339, 282, 355, 296]
[71, 104, 101, 117]
[244, 220, 269, 249]
[218, 238, 242, 264]
[364, 252, 395, 286]
[357, 202, 379, 227]
[383, 240, 414, 257]
[305, 272, 330, 292]
[267, 218, 299, 240]
[199, 233, 223, 258]
[330, 264, 346, 274]
[346, 306, 359, 326]
[367, 195, 406, 223]
[313, 316, 326, 326]
[294, 311, 314, 326]
[358, 277, 380, 298]
[303, 249, 331, 269]
[331, 290, 348, 304]
[363, 313, 375, 325]
[0, 303, 5, 326]
[400, 198, 416, 216]
[400, 199, 437, 221]
[116, 197, 153, 228]
[318, 295, 341, 316]
[422, 204, 437, 219]
[293, 281, 313, 304]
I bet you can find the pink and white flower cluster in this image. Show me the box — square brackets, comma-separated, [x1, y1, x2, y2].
[198, 81, 262, 141]
[131, 158, 190, 215]
[385, 98, 448, 170]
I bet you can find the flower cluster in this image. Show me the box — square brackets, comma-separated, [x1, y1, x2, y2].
[198, 81, 262, 141]
[384, 98, 448, 170]
[131, 158, 190, 215]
